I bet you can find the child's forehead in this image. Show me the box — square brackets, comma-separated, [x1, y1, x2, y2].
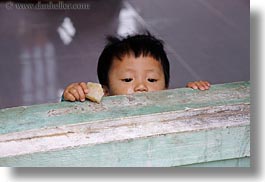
[110, 54, 163, 73]
[114, 52, 160, 63]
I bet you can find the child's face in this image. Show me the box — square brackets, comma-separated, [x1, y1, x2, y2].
[104, 53, 166, 96]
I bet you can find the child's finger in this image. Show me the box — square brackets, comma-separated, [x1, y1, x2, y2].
[204, 81, 211, 87]
[64, 92, 76, 102]
[186, 81, 211, 90]
[69, 88, 80, 101]
[195, 81, 205, 90]
[203, 81, 211, 90]
[188, 82, 205, 90]
[186, 82, 198, 89]
[76, 85, 86, 102]
[199, 81, 209, 90]
[79, 82, 89, 94]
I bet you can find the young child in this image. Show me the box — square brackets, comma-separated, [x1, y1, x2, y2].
[63, 33, 210, 102]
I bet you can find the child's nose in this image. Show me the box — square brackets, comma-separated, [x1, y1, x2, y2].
[134, 82, 148, 93]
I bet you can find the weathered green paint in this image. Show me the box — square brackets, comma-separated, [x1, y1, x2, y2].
[0, 125, 249, 167]
[0, 81, 249, 135]
[0, 81, 250, 167]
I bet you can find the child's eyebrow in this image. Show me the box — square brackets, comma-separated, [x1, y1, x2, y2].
[119, 68, 162, 75]
[116, 69, 135, 76]
[145, 69, 158, 72]
[145, 69, 163, 75]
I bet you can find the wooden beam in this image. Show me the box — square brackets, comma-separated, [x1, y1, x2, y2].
[0, 81, 250, 167]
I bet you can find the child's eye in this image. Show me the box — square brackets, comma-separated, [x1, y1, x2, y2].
[148, 78, 158, 82]
[122, 78, 133, 82]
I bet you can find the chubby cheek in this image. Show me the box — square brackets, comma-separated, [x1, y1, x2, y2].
[148, 85, 166, 92]
[109, 84, 134, 95]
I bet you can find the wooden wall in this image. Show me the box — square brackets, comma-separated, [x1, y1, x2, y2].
[0, 82, 250, 167]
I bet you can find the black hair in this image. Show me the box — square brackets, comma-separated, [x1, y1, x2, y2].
[97, 33, 170, 88]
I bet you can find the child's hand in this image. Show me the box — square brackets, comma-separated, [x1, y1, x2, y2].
[186, 81, 211, 90]
[63, 82, 89, 102]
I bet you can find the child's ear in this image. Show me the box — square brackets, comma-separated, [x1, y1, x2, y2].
[102, 85, 110, 96]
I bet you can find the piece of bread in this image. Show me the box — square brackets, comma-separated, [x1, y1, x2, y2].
[85, 82, 104, 103]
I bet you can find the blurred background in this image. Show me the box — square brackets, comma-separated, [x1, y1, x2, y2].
[0, 0, 249, 109]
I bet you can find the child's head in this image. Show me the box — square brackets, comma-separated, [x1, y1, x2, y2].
[97, 33, 170, 96]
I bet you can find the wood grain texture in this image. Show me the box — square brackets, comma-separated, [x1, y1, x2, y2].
[0, 81, 250, 167]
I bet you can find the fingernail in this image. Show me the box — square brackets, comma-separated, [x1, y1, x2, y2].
[81, 99, 85, 102]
